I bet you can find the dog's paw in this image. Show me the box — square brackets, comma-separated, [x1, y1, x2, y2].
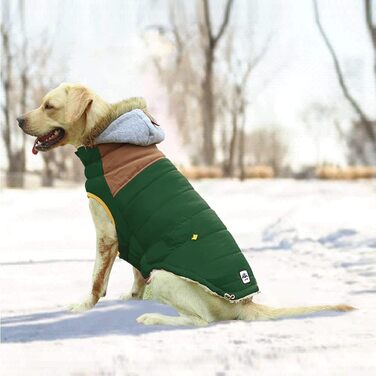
[119, 291, 142, 301]
[119, 292, 133, 301]
[67, 299, 95, 313]
[136, 313, 163, 325]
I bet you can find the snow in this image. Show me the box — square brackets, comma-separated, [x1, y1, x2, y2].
[1, 179, 376, 375]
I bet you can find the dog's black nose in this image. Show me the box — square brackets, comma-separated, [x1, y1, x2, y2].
[17, 116, 26, 129]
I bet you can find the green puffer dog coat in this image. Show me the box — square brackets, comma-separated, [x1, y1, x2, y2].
[76, 112, 259, 302]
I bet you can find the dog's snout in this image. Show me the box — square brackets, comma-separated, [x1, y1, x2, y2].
[17, 116, 26, 129]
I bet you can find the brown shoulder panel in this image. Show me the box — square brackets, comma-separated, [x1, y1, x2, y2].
[98, 143, 165, 196]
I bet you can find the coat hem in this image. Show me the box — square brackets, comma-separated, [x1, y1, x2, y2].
[149, 268, 259, 303]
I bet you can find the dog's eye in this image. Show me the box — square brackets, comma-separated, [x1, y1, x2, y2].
[44, 103, 54, 110]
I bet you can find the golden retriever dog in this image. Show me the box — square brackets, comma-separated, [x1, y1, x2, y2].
[18, 83, 354, 326]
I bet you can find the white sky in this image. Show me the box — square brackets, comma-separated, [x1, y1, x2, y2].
[4, 0, 376, 169]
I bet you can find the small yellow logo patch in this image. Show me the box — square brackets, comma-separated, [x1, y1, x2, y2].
[191, 234, 199, 240]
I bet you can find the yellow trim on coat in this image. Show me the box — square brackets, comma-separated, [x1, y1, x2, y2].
[87, 192, 115, 224]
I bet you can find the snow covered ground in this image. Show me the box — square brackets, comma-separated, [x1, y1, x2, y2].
[1, 179, 376, 375]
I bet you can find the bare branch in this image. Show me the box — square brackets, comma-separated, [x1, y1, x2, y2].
[212, 0, 233, 47]
[202, 0, 233, 48]
[312, 0, 375, 142]
[365, 0, 376, 51]
[365, 0, 376, 81]
[334, 119, 346, 141]
[202, 0, 213, 43]
[248, 34, 273, 74]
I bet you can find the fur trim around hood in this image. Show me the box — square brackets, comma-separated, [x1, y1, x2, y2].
[82, 97, 164, 147]
[95, 109, 165, 146]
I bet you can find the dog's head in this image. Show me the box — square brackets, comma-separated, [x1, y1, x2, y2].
[18, 83, 104, 154]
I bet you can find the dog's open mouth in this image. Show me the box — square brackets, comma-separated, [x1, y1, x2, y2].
[32, 128, 65, 154]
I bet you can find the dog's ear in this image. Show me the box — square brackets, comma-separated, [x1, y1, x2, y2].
[65, 86, 93, 124]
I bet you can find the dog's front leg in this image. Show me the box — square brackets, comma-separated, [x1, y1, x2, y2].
[68, 198, 118, 313]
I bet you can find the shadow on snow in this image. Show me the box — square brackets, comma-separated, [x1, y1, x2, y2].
[1, 300, 192, 343]
[1, 300, 355, 344]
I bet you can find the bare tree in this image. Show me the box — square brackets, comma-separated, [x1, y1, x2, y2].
[147, 2, 202, 160]
[301, 102, 344, 165]
[0, 0, 69, 187]
[148, 0, 234, 166]
[222, 46, 272, 177]
[199, 0, 234, 165]
[312, 0, 376, 162]
[242, 127, 289, 177]
[221, 61, 252, 177]
[0, 0, 26, 187]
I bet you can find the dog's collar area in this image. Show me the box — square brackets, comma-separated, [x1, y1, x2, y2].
[75, 146, 102, 167]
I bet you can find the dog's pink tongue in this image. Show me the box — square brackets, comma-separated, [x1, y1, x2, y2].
[32, 139, 39, 155]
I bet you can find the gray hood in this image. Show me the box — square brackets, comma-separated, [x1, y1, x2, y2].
[95, 109, 165, 146]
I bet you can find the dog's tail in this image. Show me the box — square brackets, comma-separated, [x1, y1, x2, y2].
[238, 301, 355, 321]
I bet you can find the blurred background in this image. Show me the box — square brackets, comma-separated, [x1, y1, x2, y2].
[1, 0, 376, 187]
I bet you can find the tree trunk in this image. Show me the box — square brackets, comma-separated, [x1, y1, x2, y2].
[238, 117, 246, 181]
[41, 157, 54, 187]
[1, 1, 25, 188]
[6, 150, 26, 188]
[201, 51, 215, 165]
[41, 171, 54, 187]
[200, 0, 233, 166]
[223, 110, 238, 177]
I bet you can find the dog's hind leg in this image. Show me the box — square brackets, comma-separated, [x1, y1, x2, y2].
[136, 312, 208, 326]
[135, 270, 239, 326]
[68, 198, 118, 313]
[119, 267, 146, 301]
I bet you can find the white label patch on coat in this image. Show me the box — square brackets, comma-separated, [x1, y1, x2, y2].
[240, 270, 250, 284]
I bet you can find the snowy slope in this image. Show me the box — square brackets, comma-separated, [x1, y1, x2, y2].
[1, 179, 376, 375]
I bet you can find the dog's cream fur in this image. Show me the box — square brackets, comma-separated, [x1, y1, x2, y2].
[20, 83, 355, 326]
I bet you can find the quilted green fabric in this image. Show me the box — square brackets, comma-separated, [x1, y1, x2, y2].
[76, 146, 259, 301]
